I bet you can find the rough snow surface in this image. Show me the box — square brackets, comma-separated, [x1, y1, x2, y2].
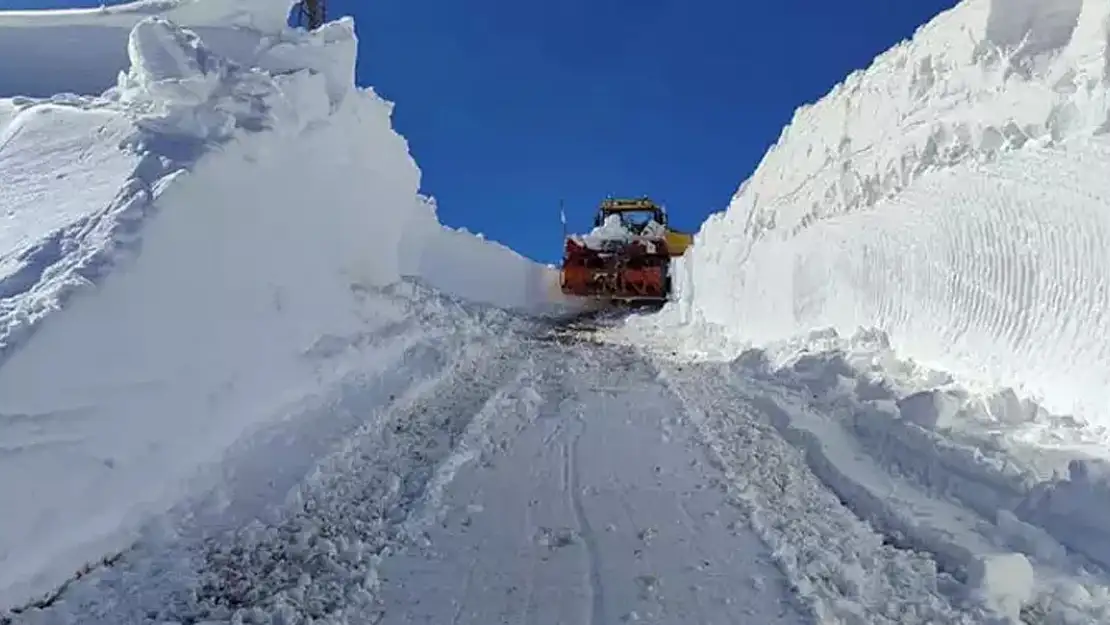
[10, 0, 1110, 622]
[617, 319, 1110, 624]
[7, 328, 1013, 625]
[18, 313, 1110, 624]
[0, 102, 141, 350]
[969, 553, 1036, 622]
[0, 8, 571, 611]
[673, 0, 1110, 425]
[379, 341, 805, 625]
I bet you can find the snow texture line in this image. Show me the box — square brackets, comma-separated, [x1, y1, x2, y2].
[567, 408, 604, 625]
[653, 359, 988, 624]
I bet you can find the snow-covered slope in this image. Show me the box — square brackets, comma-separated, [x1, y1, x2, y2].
[0, 2, 569, 609]
[671, 0, 1110, 424]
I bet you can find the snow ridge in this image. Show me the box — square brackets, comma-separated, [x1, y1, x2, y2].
[116, 17, 278, 141]
[0, 15, 306, 367]
[0, 9, 567, 611]
[676, 0, 1110, 423]
[718, 0, 1110, 245]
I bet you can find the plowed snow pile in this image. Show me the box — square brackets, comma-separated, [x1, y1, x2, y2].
[621, 0, 1110, 620]
[0, 0, 570, 610]
[666, 0, 1110, 424]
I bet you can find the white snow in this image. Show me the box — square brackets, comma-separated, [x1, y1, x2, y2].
[667, 0, 1110, 426]
[969, 553, 1036, 620]
[9, 0, 1110, 622]
[402, 195, 575, 314]
[613, 323, 1110, 623]
[573, 213, 667, 251]
[377, 340, 807, 625]
[609, 0, 1110, 621]
[0, 3, 572, 611]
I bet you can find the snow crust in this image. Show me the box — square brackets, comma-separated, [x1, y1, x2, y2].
[672, 0, 1110, 426]
[0, 7, 569, 610]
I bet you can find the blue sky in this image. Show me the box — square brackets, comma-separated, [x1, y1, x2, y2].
[341, 0, 958, 263]
[17, 0, 957, 263]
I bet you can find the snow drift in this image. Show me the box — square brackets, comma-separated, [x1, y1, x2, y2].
[0, 1, 567, 609]
[673, 0, 1110, 423]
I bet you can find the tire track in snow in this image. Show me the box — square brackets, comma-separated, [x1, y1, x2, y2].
[375, 338, 805, 624]
[727, 349, 1110, 624]
[655, 358, 992, 625]
[8, 321, 536, 625]
[182, 339, 531, 624]
[566, 407, 604, 625]
[0, 318, 439, 623]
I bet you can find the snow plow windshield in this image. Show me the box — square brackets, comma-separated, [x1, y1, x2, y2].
[593, 198, 667, 234]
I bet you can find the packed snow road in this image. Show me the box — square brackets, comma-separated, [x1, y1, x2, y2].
[377, 334, 804, 625]
[7, 308, 999, 625]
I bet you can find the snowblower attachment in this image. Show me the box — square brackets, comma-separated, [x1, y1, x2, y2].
[560, 197, 689, 307]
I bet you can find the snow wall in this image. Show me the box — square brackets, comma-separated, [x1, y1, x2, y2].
[0, 0, 571, 607]
[675, 0, 1110, 424]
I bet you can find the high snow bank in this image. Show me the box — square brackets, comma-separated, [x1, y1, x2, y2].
[0, 12, 563, 609]
[675, 0, 1110, 423]
[402, 201, 570, 314]
[0, 0, 299, 98]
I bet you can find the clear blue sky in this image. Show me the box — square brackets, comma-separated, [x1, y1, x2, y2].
[340, 0, 958, 263]
[17, 0, 957, 263]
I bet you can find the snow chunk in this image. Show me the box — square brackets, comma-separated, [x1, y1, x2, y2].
[253, 16, 358, 104]
[897, 389, 965, 430]
[125, 16, 220, 86]
[967, 552, 1035, 621]
[573, 214, 667, 252]
[112, 17, 281, 142]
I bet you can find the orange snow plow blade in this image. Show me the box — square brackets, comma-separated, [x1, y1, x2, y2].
[560, 239, 668, 302]
[559, 197, 675, 306]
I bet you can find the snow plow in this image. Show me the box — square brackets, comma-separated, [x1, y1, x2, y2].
[559, 197, 691, 307]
